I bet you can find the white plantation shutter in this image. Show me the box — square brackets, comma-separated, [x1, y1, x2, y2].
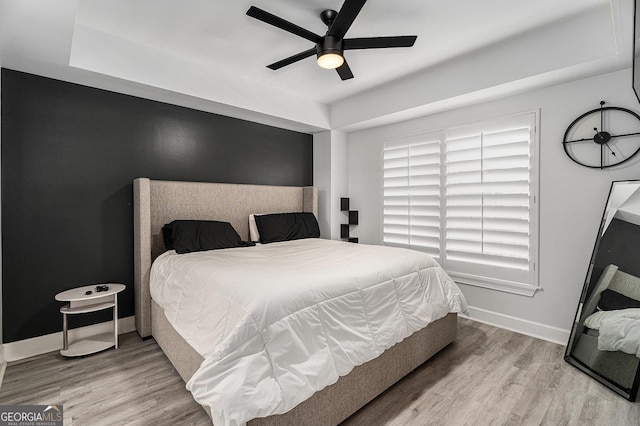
[383, 134, 442, 258]
[444, 113, 536, 290]
[382, 113, 538, 295]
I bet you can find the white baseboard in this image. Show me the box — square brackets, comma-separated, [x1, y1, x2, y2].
[459, 306, 570, 346]
[3, 316, 136, 362]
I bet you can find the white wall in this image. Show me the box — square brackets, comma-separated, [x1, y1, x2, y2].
[313, 131, 348, 240]
[347, 68, 640, 344]
[313, 132, 332, 239]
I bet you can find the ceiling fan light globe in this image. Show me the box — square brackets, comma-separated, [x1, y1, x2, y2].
[317, 53, 344, 69]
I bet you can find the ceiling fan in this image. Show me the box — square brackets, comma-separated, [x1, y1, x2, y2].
[246, 0, 417, 81]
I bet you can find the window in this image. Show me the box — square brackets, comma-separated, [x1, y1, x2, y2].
[382, 112, 538, 296]
[383, 133, 442, 257]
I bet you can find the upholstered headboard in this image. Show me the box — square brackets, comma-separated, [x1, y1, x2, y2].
[133, 178, 318, 338]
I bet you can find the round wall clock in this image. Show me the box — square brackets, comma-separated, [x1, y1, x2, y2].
[562, 101, 640, 169]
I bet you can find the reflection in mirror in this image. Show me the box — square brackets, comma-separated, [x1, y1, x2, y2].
[565, 180, 640, 401]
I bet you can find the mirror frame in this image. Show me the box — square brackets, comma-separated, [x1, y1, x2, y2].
[564, 179, 640, 401]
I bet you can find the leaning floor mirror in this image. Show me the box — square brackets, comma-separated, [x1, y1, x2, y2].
[565, 180, 640, 401]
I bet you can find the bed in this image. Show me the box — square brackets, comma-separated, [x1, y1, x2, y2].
[572, 264, 640, 390]
[133, 177, 465, 426]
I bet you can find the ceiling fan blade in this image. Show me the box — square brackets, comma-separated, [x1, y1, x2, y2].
[344, 36, 417, 50]
[336, 60, 354, 81]
[327, 0, 367, 38]
[267, 48, 317, 70]
[247, 6, 322, 44]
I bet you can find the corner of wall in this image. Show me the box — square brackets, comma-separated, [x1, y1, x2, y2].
[313, 130, 349, 240]
[313, 131, 332, 238]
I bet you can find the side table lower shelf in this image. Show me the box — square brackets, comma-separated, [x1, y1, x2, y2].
[60, 332, 116, 357]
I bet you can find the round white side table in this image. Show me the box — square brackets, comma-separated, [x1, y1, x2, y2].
[55, 283, 125, 357]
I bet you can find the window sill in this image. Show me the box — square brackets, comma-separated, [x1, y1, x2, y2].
[448, 271, 541, 297]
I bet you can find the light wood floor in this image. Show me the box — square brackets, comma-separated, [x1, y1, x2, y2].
[2, 318, 639, 425]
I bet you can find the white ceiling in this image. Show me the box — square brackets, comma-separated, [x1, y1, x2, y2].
[0, 0, 633, 133]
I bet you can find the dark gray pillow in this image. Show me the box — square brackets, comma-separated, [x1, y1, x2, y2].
[254, 212, 320, 244]
[597, 289, 640, 311]
[162, 220, 254, 254]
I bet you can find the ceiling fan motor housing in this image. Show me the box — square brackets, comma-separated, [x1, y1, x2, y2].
[317, 36, 344, 57]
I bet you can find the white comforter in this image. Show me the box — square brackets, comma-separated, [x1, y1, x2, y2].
[150, 238, 467, 426]
[584, 308, 640, 357]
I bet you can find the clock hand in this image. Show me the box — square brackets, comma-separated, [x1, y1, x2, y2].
[593, 125, 618, 158]
[603, 142, 617, 158]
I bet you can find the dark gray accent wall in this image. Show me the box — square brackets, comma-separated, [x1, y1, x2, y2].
[1, 68, 313, 343]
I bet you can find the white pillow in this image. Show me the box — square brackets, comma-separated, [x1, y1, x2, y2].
[249, 214, 261, 242]
[584, 308, 640, 330]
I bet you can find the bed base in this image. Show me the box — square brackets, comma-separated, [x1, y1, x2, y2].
[152, 300, 456, 425]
